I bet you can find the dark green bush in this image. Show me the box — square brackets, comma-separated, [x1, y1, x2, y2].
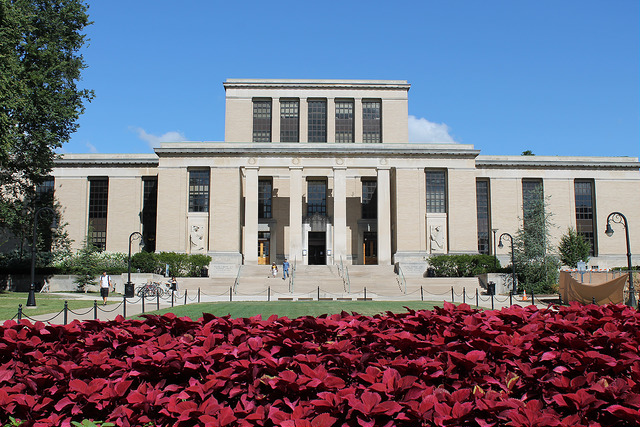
[428, 254, 501, 277]
[131, 252, 211, 277]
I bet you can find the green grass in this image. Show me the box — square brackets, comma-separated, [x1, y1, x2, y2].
[0, 291, 118, 321]
[137, 300, 443, 320]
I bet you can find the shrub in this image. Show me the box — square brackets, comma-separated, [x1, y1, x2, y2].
[131, 252, 211, 277]
[428, 254, 501, 277]
[558, 227, 591, 267]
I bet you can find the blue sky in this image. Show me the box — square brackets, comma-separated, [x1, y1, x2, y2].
[65, 0, 639, 158]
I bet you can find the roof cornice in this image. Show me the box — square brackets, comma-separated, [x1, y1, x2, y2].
[223, 79, 411, 91]
[154, 142, 480, 158]
[476, 155, 640, 170]
[54, 153, 159, 167]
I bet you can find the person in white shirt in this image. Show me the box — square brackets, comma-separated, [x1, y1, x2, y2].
[99, 272, 112, 305]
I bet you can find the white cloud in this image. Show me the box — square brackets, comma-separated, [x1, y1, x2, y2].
[133, 127, 187, 149]
[85, 142, 98, 153]
[408, 115, 455, 143]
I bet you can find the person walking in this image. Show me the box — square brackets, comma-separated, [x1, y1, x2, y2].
[271, 262, 278, 278]
[282, 259, 290, 280]
[99, 272, 112, 305]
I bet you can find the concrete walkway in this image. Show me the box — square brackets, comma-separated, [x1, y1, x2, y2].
[8, 288, 552, 325]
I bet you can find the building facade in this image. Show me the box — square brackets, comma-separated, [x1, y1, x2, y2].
[51, 79, 640, 275]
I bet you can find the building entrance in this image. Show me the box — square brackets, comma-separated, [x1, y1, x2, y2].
[308, 232, 326, 265]
[258, 232, 270, 265]
[363, 232, 378, 265]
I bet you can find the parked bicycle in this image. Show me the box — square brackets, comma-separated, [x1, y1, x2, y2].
[135, 282, 169, 298]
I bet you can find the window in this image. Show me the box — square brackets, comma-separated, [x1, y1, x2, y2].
[88, 178, 108, 250]
[253, 99, 272, 142]
[35, 177, 55, 202]
[362, 100, 381, 143]
[280, 99, 299, 142]
[308, 99, 327, 142]
[189, 170, 210, 213]
[362, 180, 377, 219]
[307, 180, 327, 216]
[476, 179, 490, 254]
[426, 171, 447, 213]
[575, 180, 596, 255]
[142, 177, 158, 252]
[335, 100, 354, 143]
[258, 179, 272, 219]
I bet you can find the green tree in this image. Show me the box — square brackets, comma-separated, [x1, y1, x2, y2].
[558, 227, 591, 268]
[0, 0, 93, 251]
[513, 186, 560, 294]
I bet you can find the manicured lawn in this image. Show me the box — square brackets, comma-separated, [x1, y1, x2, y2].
[139, 300, 442, 320]
[0, 291, 118, 321]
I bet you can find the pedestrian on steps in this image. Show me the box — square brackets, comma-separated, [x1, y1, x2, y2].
[282, 259, 290, 280]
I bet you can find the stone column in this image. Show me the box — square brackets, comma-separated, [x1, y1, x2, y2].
[243, 167, 259, 263]
[272, 98, 281, 143]
[377, 167, 392, 264]
[289, 167, 303, 261]
[333, 167, 347, 263]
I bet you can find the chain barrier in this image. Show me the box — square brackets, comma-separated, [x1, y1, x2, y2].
[21, 309, 64, 324]
[97, 301, 124, 313]
[67, 306, 95, 316]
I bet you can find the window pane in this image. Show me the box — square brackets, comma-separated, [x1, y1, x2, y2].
[189, 170, 210, 212]
[426, 171, 446, 213]
[362, 100, 381, 143]
[88, 178, 108, 250]
[307, 180, 327, 216]
[575, 180, 596, 256]
[476, 180, 490, 254]
[258, 179, 272, 219]
[142, 177, 158, 252]
[253, 100, 272, 142]
[362, 180, 377, 219]
[308, 99, 327, 142]
[335, 100, 354, 143]
[280, 100, 299, 142]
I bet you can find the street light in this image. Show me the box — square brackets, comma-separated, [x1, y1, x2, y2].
[27, 207, 58, 307]
[492, 228, 498, 269]
[605, 212, 636, 307]
[126, 232, 143, 298]
[498, 232, 516, 294]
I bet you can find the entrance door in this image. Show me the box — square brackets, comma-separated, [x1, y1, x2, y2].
[258, 232, 270, 265]
[308, 232, 326, 265]
[363, 232, 377, 265]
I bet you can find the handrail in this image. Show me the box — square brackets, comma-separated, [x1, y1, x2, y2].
[289, 256, 296, 293]
[337, 256, 344, 279]
[233, 264, 243, 294]
[396, 263, 407, 294]
[344, 265, 351, 294]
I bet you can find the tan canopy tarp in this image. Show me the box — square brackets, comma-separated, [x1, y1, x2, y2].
[559, 271, 627, 305]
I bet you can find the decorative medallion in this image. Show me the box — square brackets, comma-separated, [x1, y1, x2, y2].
[380, 158, 388, 165]
[292, 158, 300, 165]
[336, 158, 345, 165]
[248, 157, 257, 165]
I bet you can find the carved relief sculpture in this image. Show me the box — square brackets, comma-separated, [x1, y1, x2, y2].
[430, 225, 445, 252]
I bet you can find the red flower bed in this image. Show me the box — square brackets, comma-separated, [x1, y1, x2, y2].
[1, 303, 639, 427]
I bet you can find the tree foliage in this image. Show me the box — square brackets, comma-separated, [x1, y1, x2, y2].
[0, 0, 93, 252]
[513, 186, 560, 294]
[558, 227, 591, 268]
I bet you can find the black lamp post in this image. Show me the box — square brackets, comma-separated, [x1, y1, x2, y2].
[126, 232, 143, 298]
[498, 232, 516, 294]
[605, 212, 636, 307]
[27, 207, 58, 307]
[492, 228, 498, 268]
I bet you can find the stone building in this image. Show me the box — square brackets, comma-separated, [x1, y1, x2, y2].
[51, 79, 640, 275]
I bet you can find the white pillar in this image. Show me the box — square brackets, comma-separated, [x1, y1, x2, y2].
[377, 167, 392, 264]
[289, 167, 303, 262]
[243, 167, 259, 264]
[333, 167, 347, 263]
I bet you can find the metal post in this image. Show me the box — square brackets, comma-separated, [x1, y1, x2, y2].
[18, 304, 22, 323]
[171, 290, 174, 308]
[509, 291, 513, 306]
[451, 286, 454, 303]
[491, 294, 494, 310]
[463, 287, 466, 304]
[141, 293, 145, 313]
[420, 286, 423, 301]
[364, 287, 367, 301]
[605, 212, 636, 307]
[492, 229, 498, 269]
[558, 293, 562, 305]
[198, 288, 201, 303]
[28, 206, 56, 308]
[94, 300, 98, 319]
[531, 292, 535, 306]
[592, 296, 596, 305]
[317, 286, 320, 301]
[127, 232, 142, 298]
[184, 290, 187, 305]
[268, 286, 270, 302]
[476, 288, 479, 308]
[156, 292, 160, 311]
[123, 295, 127, 317]
[230, 286, 232, 302]
[64, 301, 68, 325]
